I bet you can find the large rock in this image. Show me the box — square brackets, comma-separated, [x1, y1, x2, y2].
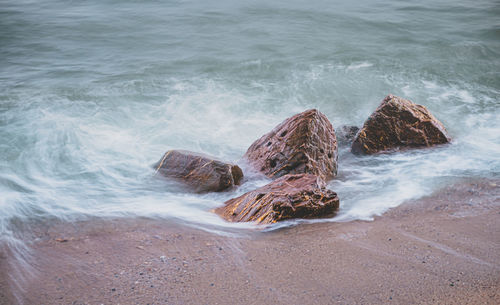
[215, 174, 339, 224]
[352, 95, 451, 154]
[154, 150, 243, 192]
[244, 109, 338, 182]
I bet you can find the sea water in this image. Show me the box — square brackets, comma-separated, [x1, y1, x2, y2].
[1, 0, 499, 245]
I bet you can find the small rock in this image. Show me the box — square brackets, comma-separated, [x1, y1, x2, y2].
[336, 125, 359, 145]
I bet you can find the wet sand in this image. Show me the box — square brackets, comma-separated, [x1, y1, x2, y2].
[1, 178, 499, 305]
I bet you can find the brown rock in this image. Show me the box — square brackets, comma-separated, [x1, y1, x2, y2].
[215, 174, 339, 224]
[244, 109, 338, 182]
[154, 150, 243, 192]
[352, 95, 451, 154]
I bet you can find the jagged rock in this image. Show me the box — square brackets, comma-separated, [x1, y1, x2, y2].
[244, 109, 338, 182]
[336, 125, 360, 145]
[154, 150, 243, 192]
[215, 174, 339, 224]
[352, 95, 451, 154]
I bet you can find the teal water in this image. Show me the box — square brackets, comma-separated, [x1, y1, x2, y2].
[1, 0, 499, 243]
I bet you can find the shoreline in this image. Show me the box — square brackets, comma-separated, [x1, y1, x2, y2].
[1, 178, 499, 304]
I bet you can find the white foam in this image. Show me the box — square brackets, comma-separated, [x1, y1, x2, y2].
[1, 69, 499, 240]
[346, 62, 373, 71]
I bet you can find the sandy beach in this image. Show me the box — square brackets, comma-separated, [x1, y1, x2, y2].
[1, 178, 499, 305]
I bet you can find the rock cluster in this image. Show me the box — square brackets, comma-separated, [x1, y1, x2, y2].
[154, 95, 450, 224]
[215, 109, 340, 223]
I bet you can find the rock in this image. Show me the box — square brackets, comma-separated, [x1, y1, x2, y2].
[352, 95, 451, 154]
[154, 150, 243, 192]
[244, 109, 338, 182]
[336, 125, 360, 145]
[215, 174, 339, 224]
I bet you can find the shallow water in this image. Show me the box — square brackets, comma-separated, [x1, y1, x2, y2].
[1, 0, 499, 244]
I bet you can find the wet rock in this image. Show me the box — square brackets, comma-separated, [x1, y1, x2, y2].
[352, 95, 451, 154]
[215, 174, 339, 224]
[244, 109, 338, 182]
[154, 150, 243, 192]
[336, 125, 360, 145]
